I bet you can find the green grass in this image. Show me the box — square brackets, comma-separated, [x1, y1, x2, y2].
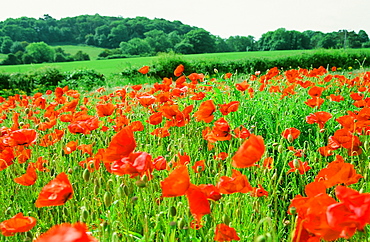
[0, 66, 369, 241]
[0, 48, 369, 77]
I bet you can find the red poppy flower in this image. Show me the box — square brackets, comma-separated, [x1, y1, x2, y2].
[214, 223, 240, 242]
[185, 184, 211, 225]
[8, 129, 38, 147]
[235, 80, 250, 92]
[214, 152, 228, 160]
[308, 86, 324, 98]
[174, 64, 184, 77]
[194, 100, 216, 123]
[305, 97, 325, 108]
[287, 159, 311, 175]
[281, 127, 300, 141]
[103, 126, 136, 163]
[63, 141, 78, 155]
[0, 213, 37, 236]
[138, 66, 149, 74]
[232, 134, 265, 168]
[35, 172, 73, 207]
[14, 163, 37, 186]
[219, 101, 239, 116]
[217, 169, 253, 194]
[315, 155, 363, 188]
[34, 222, 98, 242]
[198, 184, 222, 201]
[111, 152, 153, 178]
[233, 126, 251, 139]
[0, 147, 15, 171]
[224, 73, 232, 79]
[306, 111, 332, 129]
[251, 184, 268, 197]
[96, 103, 116, 117]
[161, 165, 190, 197]
[146, 112, 163, 125]
[192, 160, 205, 173]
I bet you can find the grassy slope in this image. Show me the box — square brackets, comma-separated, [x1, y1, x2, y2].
[0, 48, 369, 76]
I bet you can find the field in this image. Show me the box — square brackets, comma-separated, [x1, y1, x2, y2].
[0, 62, 370, 241]
[0, 48, 369, 76]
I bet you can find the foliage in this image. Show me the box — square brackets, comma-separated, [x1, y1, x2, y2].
[25, 42, 55, 63]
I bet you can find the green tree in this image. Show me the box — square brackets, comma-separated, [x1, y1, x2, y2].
[73, 51, 90, 61]
[144, 30, 171, 53]
[184, 29, 215, 54]
[120, 38, 152, 56]
[25, 42, 55, 63]
[0, 37, 14, 54]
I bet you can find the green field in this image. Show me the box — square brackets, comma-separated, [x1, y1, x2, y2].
[0, 48, 369, 76]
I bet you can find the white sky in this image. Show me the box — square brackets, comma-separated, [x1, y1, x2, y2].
[1, 0, 369, 39]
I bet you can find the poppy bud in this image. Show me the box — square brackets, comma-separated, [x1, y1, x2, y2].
[19, 122, 25, 127]
[254, 235, 266, 242]
[81, 208, 89, 222]
[292, 159, 300, 169]
[82, 169, 90, 182]
[169, 221, 177, 228]
[169, 206, 177, 217]
[117, 186, 125, 199]
[287, 134, 294, 143]
[222, 214, 230, 225]
[131, 196, 138, 203]
[142, 174, 148, 183]
[272, 143, 279, 147]
[106, 179, 114, 190]
[67, 168, 73, 174]
[94, 178, 100, 187]
[25, 108, 30, 114]
[289, 207, 297, 215]
[103, 192, 112, 207]
[94, 185, 99, 196]
[214, 68, 218, 73]
[25, 231, 33, 240]
[178, 218, 186, 229]
[135, 179, 146, 188]
[277, 145, 283, 153]
[319, 128, 325, 133]
[112, 232, 120, 242]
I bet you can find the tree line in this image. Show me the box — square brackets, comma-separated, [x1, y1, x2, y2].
[0, 14, 369, 63]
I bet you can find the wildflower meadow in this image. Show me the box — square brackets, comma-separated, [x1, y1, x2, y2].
[1, 63, 370, 241]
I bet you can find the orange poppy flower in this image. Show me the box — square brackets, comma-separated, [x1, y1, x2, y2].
[192, 160, 205, 173]
[235, 80, 250, 92]
[96, 103, 116, 117]
[214, 152, 228, 160]
[103, 126, 136, 163]
[63, 141, 78, 155]
[153, 156, 167, 171]
[111, 152, 153, 178]
[251, 184, 268, 197]
[174, 64, 184, 77]
[34, 222, 98, 242]
[287, 159, 311, 175]
[194, 100, 216, 123]
[281, 127, 300, 141]
[233, 126, 251, 139]
[217, 169, 253, 194]
[77, 144, 94, 156]
[14, 163, 37, 186]
[130, 120, 144, 132]
[198, 184, 222, 201]
[146, 112, 163, 125]
[308, 86, 324, 98]
[14, 146, 32, 164]
[328, 94, 344, 102]
[0, 147, 15, 171]
[306, 111, 332, 129]
[35, 172, 73, 207]
[219, 101, 239, 116]
[315, 155, 363, 188]
[161, 165, 190, 197]
[138, 66, 149, 74]
[305, 97, 325, 108]
[0, 212, 37, 236]
[185, 184, 211, 227]
[224, 73, 232, 79]
[8, 129, 38, 147]
[151, 127, 170, 138]
[232, 134, 265, 168]
[214, 223, 240, 242]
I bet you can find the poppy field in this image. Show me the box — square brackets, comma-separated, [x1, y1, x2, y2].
[0, 63, 370, 241]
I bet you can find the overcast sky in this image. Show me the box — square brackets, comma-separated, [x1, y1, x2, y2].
[1, 0, 369, 39]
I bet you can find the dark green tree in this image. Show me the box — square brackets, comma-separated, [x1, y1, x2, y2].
[184, 29, 215, 54]
[25, 42, 55, 63]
